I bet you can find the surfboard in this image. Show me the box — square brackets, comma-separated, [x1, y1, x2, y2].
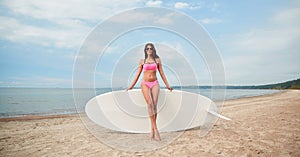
[85, 89, 230, 133]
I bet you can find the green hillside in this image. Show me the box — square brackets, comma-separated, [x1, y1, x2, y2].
[255, 78, 300, 89]
[226, 78, 300, 90]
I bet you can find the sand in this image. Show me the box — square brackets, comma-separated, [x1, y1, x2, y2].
[0, 90, 299, 156]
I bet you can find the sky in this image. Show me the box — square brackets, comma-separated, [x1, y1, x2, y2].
[0, 0, 299, 88]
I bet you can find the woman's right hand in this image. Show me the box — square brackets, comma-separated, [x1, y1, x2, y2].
[126, 87, 133, 91]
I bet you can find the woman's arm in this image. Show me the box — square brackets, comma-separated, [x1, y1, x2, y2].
[127, 59, 143, 90]
[157, 58, 173, 91]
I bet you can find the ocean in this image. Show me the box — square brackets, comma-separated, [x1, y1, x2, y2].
[0, 88, 280, 118]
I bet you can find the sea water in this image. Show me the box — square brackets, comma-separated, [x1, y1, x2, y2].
[0, 87, 280, 118]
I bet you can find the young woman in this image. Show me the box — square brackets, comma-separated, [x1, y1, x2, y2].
[127, 43, 173, 141]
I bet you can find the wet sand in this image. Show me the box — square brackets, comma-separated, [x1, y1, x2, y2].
[0, 90, 299, 156]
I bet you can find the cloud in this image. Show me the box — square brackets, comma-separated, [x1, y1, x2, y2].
[271, 7, 300, 26]
[154, 13, 176, 25]
[174, 2, 189, 9]
[2, 0, 142, 22]
[200, 18, 222, 24]
[174, 1, 202, 10]
[108, 10, 177, 25]
[0, 0, 143, 49]
[221, 7, 300, 84]
[0, 16, 90, 49]
[210, 2, 221, 12]
[109, 11, 154, 23]
[229, 7, 300, 53]
[1, 76, 72, 87]
[232, 29, 298, 53]
[146, 0, 162, 7]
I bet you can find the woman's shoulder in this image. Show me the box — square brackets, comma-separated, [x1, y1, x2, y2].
[155, 58, 161, 63]
[139, 59, 144, 65]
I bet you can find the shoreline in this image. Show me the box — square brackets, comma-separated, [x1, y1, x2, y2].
[0, 113, 79, 122]
[219, 89, 288, 102]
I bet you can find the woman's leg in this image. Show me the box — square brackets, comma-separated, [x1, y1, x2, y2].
[141, 84, 156, 139]
[150, 83, 161, 141]
[150, 83, 160, 121]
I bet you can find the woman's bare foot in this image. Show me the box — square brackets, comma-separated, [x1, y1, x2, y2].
[154, 130, 161, 141]
[150, 130, 155, 140]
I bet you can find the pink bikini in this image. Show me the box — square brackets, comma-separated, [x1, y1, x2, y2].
[143, 62, 157, 71]
[142, 60, 159, 88]
[142, 80, 159, 89]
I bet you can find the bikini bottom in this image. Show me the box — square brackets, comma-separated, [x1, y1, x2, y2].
[141, 80, 159, 89]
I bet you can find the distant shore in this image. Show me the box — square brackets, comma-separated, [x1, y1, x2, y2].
[1, 90, 299, 156]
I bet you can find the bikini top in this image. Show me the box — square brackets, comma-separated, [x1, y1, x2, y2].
[143, 59, 158, 71]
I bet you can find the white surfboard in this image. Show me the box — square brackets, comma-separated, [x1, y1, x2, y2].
[85, 89, 230, 133]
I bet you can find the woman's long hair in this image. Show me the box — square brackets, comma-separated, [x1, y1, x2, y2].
[144, 43, 159, 60]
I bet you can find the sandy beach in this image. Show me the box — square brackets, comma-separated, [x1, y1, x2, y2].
[0, 90, 299, 156]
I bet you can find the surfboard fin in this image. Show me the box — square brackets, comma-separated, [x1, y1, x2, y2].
[207, 110, 231, 121]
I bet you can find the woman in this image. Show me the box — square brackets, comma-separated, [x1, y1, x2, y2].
[127, 43, 173, 141]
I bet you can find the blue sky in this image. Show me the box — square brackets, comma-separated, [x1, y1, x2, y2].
[0, 0, 299, 88]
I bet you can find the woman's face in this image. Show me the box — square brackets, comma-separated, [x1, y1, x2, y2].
[145, 45, 153, 56]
